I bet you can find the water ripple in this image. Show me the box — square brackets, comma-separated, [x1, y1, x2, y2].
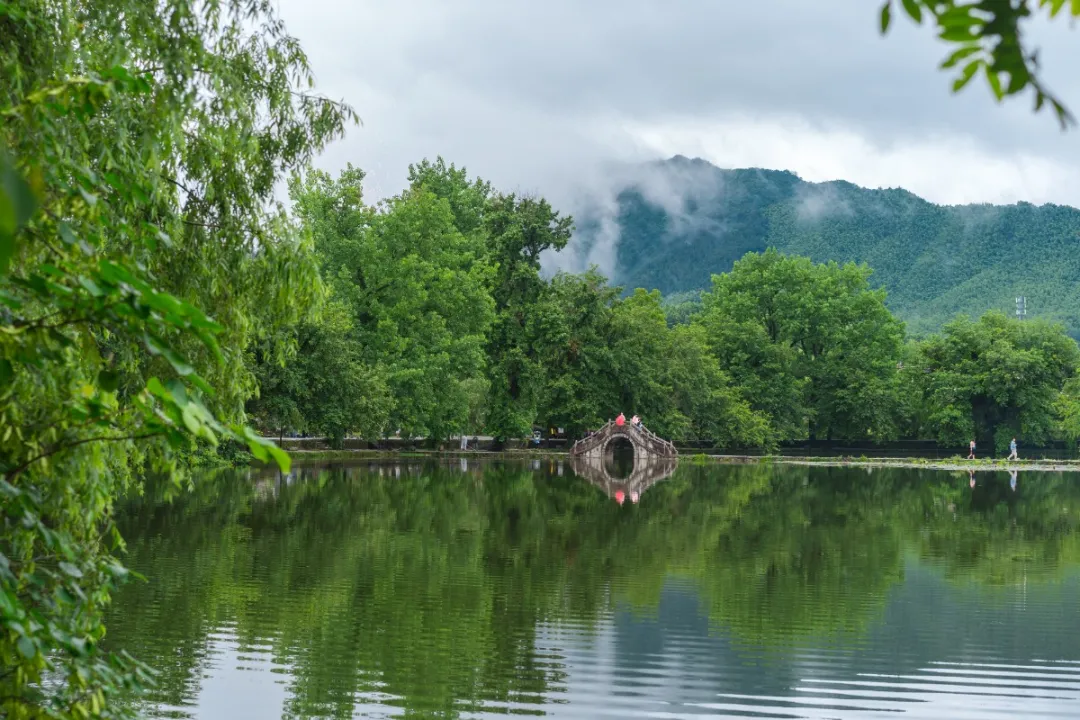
[104, 461, 1080, 719]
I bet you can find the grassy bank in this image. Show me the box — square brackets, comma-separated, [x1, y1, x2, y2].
[273, 448, 568, 463]
[685, 453, 1080, 473]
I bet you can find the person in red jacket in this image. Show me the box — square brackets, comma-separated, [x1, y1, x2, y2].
[616, 412, 626, 426]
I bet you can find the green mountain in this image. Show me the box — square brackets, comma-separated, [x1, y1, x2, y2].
[573, 156, 1080, 336]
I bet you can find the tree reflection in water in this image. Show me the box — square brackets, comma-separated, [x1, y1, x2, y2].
[105, 461, 1080, 718]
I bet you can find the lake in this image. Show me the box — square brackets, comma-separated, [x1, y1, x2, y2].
[106, 458, 1080, 719]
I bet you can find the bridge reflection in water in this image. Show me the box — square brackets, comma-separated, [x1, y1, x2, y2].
[570, 452, 678, 504]
[569, 419, 679, 504]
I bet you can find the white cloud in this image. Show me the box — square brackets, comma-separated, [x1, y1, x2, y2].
[273, 0, 1080, 224]
[620, 115, 1080, 208]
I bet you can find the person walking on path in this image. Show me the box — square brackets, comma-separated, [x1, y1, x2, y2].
[968, 439, 976, 460]
[1008, 437, 1019, 460]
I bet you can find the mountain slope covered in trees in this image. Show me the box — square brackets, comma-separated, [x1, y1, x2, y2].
[574, 156, 1080, 336]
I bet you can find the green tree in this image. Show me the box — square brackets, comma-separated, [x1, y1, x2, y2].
[404, 159, 579, 441]
[698, 250, 905, 442]
[608, 289, 676, 430]
[661, 289, 705, 327]
[246, 328, 306, 441]
[0, 0, 346, 715]
[535, 270, 620, 437]
[913, 311, 1080, 450]
[291, 167, 495, 440]
[665, 324, 773, 447]
[483, 195, 574, 441]
[247, 299, 392, 447]
[1053, 376, 1080, 447]
[611, 289, 770, 445]
[698, 294, 807, 441]
[535, 275, 769, 447]
[407, 157, 493, 237]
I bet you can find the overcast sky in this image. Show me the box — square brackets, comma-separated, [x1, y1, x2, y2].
[275, 0, 1080, 212]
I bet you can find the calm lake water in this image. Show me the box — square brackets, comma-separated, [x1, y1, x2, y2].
[106, 458, 1080, 719]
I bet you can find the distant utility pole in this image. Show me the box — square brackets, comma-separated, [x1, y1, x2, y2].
[1016, 295, 1027, 321]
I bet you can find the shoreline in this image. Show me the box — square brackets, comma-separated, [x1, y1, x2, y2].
[276, 448, 1080, 473]
[701, 455, 1080, 473]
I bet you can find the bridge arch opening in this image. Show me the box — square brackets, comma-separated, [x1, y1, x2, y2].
[604, 436, 635, 480]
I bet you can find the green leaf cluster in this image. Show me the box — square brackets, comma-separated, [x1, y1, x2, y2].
[0, 0, 353, 716]
[880, 0, 1080, 126]
[903, 311, 1080, 450]
[697, 250, 906, 442]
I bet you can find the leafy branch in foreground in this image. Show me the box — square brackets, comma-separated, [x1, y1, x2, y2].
[880, 0, 1079, 127]
[1, 0, 354, 717]
[0, 137, 286, 720]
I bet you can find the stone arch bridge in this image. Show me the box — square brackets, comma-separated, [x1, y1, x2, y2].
[568, 419, 678, 504]
[569, 419, 678, 461]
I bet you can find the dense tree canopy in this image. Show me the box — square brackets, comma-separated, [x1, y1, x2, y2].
[482, 194, 575, 441]
[247, 300, 391, 447]
[0, 0, 347, 716]
[258, 166, 774, 450]
[697, 250, 905, 442]
[254, 159, 1080, 456]
[289, 166, 494, 441]
[534, 270, 621, 435]
[532, 277, 769, 445]
[906, 312, 1080, 450]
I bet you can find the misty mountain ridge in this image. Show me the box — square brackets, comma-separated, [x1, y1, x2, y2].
[568, 155, 1080, 337]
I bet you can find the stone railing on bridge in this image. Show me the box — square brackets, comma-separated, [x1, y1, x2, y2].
[569, 419, 678, 460]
